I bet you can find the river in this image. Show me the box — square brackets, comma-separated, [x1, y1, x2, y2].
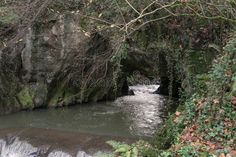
[0, 85, 170, 157]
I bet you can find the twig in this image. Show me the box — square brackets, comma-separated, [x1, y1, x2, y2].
[124, 0, 140, 15]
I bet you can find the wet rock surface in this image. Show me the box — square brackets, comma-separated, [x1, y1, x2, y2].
[0, 11, 126, 114]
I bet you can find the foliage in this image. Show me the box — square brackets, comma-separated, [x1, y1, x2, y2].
[0, 7, 19, 26]
[17, 86, 34, 109]
[106, 140, 139, 157]
[111, 43, 129, 93]
[159, 33, 236, 156]
[177, 145, 198, 157]
[152, 111, 184, 150]
[106, 140, 164, 157]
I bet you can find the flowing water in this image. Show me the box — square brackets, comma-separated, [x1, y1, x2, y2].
[0, 85, 171, 157]
[0, 137, 92, 157]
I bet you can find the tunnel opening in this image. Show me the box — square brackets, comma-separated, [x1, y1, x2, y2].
[120, 47, 181, 98]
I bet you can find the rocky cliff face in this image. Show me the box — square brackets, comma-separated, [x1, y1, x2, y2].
[0, 0, 225, 114]
[0, 8, 127, 114]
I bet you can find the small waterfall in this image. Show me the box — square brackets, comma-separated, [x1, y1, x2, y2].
[48, 151, 72, 157]
[0, 137, 38, 157]
[0, 137, 92, 157]
[129, 84, 159, 95]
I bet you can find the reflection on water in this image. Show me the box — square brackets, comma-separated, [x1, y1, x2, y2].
[0, 85, 169, 138]
[115, 85, 167, 137]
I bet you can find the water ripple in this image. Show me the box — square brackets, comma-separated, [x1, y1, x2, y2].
[115, 85, 167, 137]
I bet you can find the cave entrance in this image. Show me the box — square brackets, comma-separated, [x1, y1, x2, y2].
[120, 49, 181, 98]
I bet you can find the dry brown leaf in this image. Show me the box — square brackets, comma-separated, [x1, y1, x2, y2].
[192, 125, 197, 130]
[230, 150, 236, 157]
[213, 99, 220, 105]
[224, 121, 233, 127]
[231, 97, 236, 106]
[224, 129, 229, 135]
[204, 119, 209, 124]
[225, 71, 232, 77]
[175, 111, 181, 116]
[204, 141, 216, 149]
[219, 153, 226, 157]
[226, 154, 232, 157]
[174, 117, 179, 123]
[197, 99, 207, 110]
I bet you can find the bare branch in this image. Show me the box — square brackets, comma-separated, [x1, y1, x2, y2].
[124, 0, 140, 15]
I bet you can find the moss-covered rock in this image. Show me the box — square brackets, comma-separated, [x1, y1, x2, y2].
[48, 84, 77, 107]
[17, 86, 34, 109]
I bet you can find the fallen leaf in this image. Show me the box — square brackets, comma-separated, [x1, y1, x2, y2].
[224, 121, 233, 127]
[175, 111, 181, 116]
[225, 71, 232, 77]
[192, 125, 197, 130]
[213, 99, 220, 105]
[197, 99, 207, 110]
[219, 153, 226, 157]
[226, 154, 232, 157]
[224, 129, 229, 135]
[230, 150, 236, 156]
[204, 119, 209, 124]
[231, 97, 236, 106]
[204, 141, 216, 149]
[174, 117, 179, 123]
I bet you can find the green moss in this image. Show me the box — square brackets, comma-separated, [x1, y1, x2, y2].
[48, 84, 77, 107]
[81, 85, 104, 102]
[193, 74, 211, 95]
[186, 50, 216, 75]
[17, 87, 34, 109]
[48, 88, 63, 106]
[0, 7, 19, 26]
